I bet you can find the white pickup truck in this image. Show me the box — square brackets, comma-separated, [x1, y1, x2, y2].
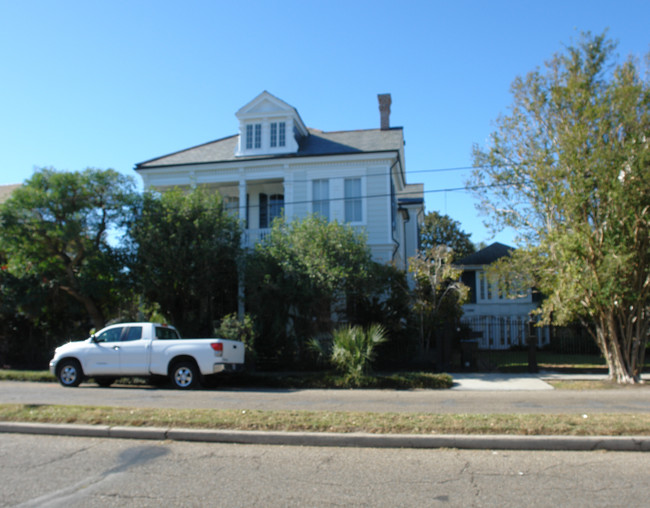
[49, 322, 245, 389]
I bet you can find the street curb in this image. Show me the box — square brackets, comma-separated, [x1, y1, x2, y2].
[2, 421, 650, 451]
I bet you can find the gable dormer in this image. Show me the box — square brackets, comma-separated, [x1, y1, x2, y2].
[235, 91, 309, 157]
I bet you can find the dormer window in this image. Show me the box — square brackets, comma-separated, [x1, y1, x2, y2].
[246, 124, 262, 150]
[270, 122, 286, 147]
[235, 91, 308, 157]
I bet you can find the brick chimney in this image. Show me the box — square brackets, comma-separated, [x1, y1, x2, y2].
[378, 93, 391, 130]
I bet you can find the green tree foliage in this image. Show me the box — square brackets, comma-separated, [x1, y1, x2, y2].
[419, 211, 475, 260]
[469, 32, 650, 383]
[215, 313, 257, 363]
[409, 246, 469, 358]
[127, 187, 241, 337]
[0, 168, 137, 330]
[246, 214, 379, 367]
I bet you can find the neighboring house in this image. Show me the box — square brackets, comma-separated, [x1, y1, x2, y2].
[0, 184, 21, 204]
[458, 242, 549, 349]
[134, 91, 424, 270]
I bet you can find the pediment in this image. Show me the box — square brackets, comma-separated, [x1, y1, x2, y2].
[236, 91, 296, 119]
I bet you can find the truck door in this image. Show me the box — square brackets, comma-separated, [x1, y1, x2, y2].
[118, 326, 150, 375]
[86, 326, 123, 375]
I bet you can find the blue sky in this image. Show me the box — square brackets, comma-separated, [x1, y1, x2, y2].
[1, 0, 648, 246]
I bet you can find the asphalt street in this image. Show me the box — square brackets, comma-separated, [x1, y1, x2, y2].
[1, 375, 650, 414]
[4, 433, 650, 508]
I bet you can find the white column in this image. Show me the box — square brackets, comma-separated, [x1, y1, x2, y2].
[283, 165, 293, 221]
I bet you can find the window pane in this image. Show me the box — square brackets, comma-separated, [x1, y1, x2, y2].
[245, 125, 253, 149]
[97, 327, 123, 343]
[279, 122, 286, 146]
[269, 194, 284, 222]
[313, 179, 329, 219]
[123, 327, 143, 341]
[344, 178, 362, 222]
[270, 122, 277, 147]
[254, 124, 261, 148]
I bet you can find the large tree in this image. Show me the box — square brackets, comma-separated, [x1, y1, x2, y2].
[0, 168, 137, 330]
[419, 211, 475, 260]
[245, 214, 379, 366]
[127, 187, 241, 337]
[470, 33, 649, 383]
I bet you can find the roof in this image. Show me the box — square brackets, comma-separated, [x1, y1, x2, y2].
[0, 184, 21, 204]
[457, 242, 514, 266]
[135, 127, 404, 169]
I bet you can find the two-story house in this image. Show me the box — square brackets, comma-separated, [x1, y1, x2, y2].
[458, 242, 550, 349]
[134, 91, 423, 270]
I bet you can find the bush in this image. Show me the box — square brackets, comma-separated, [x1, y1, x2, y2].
[310, 324, 388, 386]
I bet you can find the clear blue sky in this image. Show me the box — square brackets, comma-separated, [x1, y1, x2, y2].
[1, 0, 648, 246]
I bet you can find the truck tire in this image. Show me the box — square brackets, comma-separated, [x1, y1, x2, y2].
[170, 361, 199, 389]
[57, 359, 83, 387]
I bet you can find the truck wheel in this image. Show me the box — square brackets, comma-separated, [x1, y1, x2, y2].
[95, 377, 116, 388]
[171, 361, 199, 389]
[57, 359, 83, 387]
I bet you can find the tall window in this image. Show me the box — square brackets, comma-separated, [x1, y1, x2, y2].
[254, 124, 261, 148]
[246, 123, 261, 149]
[344, 178, 362, 222]
[259, 193, 284, 228]
[245, 125, 253, 149]
[270, 122, 286, 147]
[312, 179, 329, 219]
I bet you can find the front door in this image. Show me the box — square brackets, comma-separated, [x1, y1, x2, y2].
[85, 326, 124, 375]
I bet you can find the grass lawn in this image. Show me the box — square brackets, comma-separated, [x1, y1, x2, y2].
[2, 403, 649, 436]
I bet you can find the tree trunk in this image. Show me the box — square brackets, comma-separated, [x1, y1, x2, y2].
[59, 286, 106, 331]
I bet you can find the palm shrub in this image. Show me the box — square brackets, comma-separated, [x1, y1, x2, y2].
[311, 324, 388, 385]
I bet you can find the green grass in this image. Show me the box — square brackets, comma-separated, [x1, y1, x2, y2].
[478, 351, 607, 372]
[2, 403, 649, 436]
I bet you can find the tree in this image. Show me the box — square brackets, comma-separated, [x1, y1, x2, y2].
[0, 168, 137, 330]
[409, 246, 469, 368]
[469, 32, 649, 383]
[419, 211, 475, 260]
[245, 214, 377, 367]
[127, 187, 241, 337]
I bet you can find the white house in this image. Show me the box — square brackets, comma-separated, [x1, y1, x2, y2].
[458, 243, 550, 349]
[134, 91, 424, 270]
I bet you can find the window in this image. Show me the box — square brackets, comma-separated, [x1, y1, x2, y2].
[95, 327, 124, 343]
[312, 179, 329, 219]
[123, 327, 143, 341]
[259, 193, 284, 228]
[344, 178, 362, 222]
[246, 124, 261, 150]
[254, 124, 261, 148]
[270, 122, 286, 148]
[278, 122, 285, 146]
[245, 125, 253, 149]
[224, 196, 239, 217]
[155, 326, 181, 340]
[269, 194, 284, 223]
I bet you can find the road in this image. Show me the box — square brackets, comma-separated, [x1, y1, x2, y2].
[2, 380, 650, 414]
[2, 433, 649, 508]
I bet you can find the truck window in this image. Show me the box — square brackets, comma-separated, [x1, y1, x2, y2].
[95, 327, 124, 343]
[155, 327, 180, 340]
[123, 326, 143, 341]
